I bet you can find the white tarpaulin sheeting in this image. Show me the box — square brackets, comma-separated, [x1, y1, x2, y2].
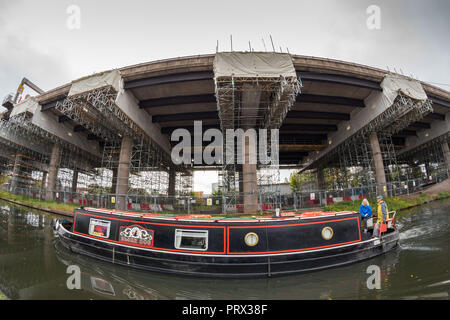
[214, 52, 297, 78]
[365, 74, 428, 110]
[68, 70, 121, 97]
[382, 74, 427, 101]
[9, 97, 39, 117]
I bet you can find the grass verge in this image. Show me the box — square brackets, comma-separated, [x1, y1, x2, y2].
[323, 191, 450, 214]
[0, 191, 78, 216]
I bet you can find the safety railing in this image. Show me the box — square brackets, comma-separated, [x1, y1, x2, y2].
[0, 168, 447, 214]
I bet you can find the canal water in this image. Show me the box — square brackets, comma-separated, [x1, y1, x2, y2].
[0, 199, 449, 300]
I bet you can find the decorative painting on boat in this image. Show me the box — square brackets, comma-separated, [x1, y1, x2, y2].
[119, 225, 154, 247]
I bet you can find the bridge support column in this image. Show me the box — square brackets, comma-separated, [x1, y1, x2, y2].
[10, 154, 21, 192]
[238, 168, 244, 210]
[46, 144, 62, 201]
[243, 138, 258, 214]
[71, 170, 78, 195]
[41, 171, 47, 200]
[41, 171, 47, 191]
[369, 132, 387, 197]
[168, 168, 176, 197]
[442, 140, 450, 175]
[111, 167, 118, 195]
[424, 162, 431, 180]
[116, 136, 132, 211]
[317, 168, 325, 190]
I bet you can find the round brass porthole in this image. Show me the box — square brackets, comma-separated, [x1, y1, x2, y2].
[321, 227, 334, 240]
[244, 232, 259, 246]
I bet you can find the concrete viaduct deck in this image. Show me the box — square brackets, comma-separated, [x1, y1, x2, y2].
[31, 54, 449, 166]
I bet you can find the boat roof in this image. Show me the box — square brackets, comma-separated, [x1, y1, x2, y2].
[81, 207, 357, 223]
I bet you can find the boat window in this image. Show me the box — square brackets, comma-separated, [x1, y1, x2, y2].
[174, 229, 208, 251]
[244, 232, 259, 246]
[90, 276, 115, 296]
[88, 219, 111, 238]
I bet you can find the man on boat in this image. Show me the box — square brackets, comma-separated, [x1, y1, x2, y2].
[373, 196, 389, 238]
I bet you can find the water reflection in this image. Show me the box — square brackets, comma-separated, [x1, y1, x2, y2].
[0, 199, 449, 300]
[55, 239, 401, 300]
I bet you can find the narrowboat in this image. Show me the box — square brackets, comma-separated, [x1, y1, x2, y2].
[54, 207, 399, 278]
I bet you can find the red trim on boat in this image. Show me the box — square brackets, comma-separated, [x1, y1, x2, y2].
[226, 217, 361, 255]
[73, 211, 362, 256]
[73, 211, 227, 254]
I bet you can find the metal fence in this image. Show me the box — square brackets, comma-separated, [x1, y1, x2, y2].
[284, 170, 449, 210]
[1, 168, 447, 214]
[0, 185, 223, 215]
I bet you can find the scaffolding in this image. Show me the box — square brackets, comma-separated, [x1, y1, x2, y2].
[257, 163, 282, 210]
[214, 52, 301, 213]
[54, 81, 180, 203]
[98, 139, 173, 198]
[308, 79, 434, 197]
[8, 154, 43, 189]
[0, 156, 11, 178]
[0, 117, 52, 159]
[55, 88, 121, 142]
[0, 117, 51, 191]
[324, 133, 408, 196]
[361, 92, 433, 137]
[129, 138, 169, 196]
[397, 134, 450, 183]
[175, 170, 193, 197]
[5, 110, 101, 193]
[56, 149, 99, 194]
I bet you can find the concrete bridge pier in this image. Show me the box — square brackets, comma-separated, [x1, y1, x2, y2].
[369, 132, 388, 198]
[46, 144, 62, 201]
[10, 154, 22, 191]
[237, 168, 244, 210]
[116, 136, 133, 211]
[243, 137, 258, 214]
[425, 162, 431, 179]
[40, 171, 47, 192]
[111, 167, 118, 195]
[240, 85, 261, 215]
[317, 168, 325, 190]
[168, 168, 176, 197]
[71, 170, 78, 195]
[442, 140, 450, 174]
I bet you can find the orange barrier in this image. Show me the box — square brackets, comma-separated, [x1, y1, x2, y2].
[300, 211, 345, 218]
[177, 215, 212, 219]
[300, 211, 328, 217]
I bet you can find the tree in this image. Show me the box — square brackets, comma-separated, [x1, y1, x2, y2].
[211, 188, 222, 197]
[289, 172, 302, 193]
[0, 174, 9, 186]
[87, 184, 111, 194]
[289, 171, 315, 193]
[129, 188, 148, 196]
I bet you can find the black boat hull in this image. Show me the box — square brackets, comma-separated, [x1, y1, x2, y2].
[55, 209, 399, 278]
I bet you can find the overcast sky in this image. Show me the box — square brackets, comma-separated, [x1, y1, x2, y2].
[1, 0, 449, 193]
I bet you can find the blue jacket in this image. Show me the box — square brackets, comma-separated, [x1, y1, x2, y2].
[360, 204, 372, 218]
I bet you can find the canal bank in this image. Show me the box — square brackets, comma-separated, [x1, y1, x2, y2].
[0, 191, 76, 217]
[324, 191, 450, 216]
